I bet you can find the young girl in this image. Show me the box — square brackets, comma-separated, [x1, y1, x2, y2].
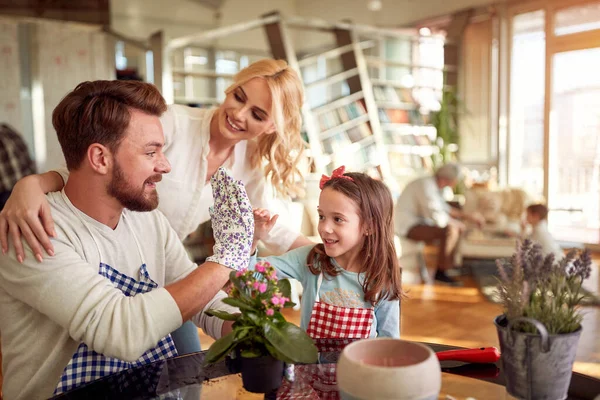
[252, 166, 403, 339]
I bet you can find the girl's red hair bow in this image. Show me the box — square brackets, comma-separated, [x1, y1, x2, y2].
[319, 166, 354, 189]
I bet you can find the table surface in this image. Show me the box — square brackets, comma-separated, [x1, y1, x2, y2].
[52, 338, 600, 400]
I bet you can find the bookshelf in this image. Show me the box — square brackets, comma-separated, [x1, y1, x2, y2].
[263, 14, 395, 186]
[169, 46, 270, 107]
[355, 30, 450, 188]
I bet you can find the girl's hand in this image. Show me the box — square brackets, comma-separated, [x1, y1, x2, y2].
[0, 175, 56, 262]
[253, 208, 278, 245]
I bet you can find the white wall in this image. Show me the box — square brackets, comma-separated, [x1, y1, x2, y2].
[36, 21, 115, 171]
[0, 21, 23, 133]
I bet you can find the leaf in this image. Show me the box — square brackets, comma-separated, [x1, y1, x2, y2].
[263, 320, 318, 364]
[222, 297, 255, 311]
[265, 341, 295, 364]
[245, 311, 262, 325]
[204, 309, 240, 321]
[205, 332, 236, 364]
[234, 326, 252, 341]
[241, 348, 262, 358]
[277, 279, 292, 299]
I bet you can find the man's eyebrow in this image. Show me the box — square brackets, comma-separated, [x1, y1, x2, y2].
[145, 141, 163, 148]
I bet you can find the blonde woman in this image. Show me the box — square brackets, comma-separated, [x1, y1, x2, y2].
[0, 58, 313, 352]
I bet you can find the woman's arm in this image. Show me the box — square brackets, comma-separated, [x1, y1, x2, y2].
[0, 171, 64, 261]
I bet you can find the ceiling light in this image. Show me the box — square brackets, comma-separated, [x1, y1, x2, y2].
[367, 0, 382, 11]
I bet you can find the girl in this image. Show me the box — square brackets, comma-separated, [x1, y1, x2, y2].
[252, 166, 403, 339]
[0, 58, 314, 353]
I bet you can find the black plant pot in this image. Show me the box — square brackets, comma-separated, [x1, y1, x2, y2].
[239, 354, 285, 393]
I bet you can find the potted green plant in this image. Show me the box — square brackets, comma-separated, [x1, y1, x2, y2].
[494, 239, 592, 400]
[204, 260, 318, 393]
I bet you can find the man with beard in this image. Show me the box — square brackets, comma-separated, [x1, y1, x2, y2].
[0, 80, 254, 400]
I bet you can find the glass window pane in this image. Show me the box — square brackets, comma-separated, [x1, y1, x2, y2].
[555, 2, 600, 36]
[508, 10, 545, 199]
[548, 47, 600, 244]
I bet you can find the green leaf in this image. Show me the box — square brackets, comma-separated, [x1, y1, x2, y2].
[245, 312, 262, 325]
[204, 309, 240, 321]
[277, 279, 292, 299]
[241, 348, 262, 358]
[265, 341, 295, 364]
[263, 321, 318, 364]
[222, 297, 255, 311]
[234, 326, 252, 341]
[205, 332, 236, 364]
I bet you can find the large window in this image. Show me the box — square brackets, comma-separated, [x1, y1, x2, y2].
[508, 1, 600, 245]
[509, 10, 546, 199]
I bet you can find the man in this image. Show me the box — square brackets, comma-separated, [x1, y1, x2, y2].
[394, 163, 484, 285]
[0, 123, 36, 210]
[0, 80, 253, 400]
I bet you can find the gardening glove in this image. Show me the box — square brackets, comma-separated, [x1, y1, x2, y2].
[206, 167, 254, 271]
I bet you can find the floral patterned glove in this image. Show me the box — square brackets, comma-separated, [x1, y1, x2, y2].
[206, 167, 254, 271]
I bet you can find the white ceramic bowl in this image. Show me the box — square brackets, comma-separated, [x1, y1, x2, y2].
[336, 338, 441, 400]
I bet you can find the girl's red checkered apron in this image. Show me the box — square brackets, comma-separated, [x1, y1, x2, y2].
[280, 273, 374, 399]
[53, 204, 178, 395]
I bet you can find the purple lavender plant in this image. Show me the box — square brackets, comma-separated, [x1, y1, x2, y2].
[496, 240, 593, 334]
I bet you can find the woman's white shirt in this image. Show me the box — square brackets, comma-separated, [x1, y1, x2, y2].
[155, 104, 299, 253]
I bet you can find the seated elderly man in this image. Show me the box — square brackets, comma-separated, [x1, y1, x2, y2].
[0, 80, 253, 400]
[394, 163, 484, 285]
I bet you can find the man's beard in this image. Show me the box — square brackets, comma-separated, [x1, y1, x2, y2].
[107, 162, 160, 212]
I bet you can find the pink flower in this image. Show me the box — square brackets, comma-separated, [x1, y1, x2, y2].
[271, 296, 281, 305]
[236, 268, 247, 278]
[258, 283, 267, 293]
[266, 309, 274, 316]
[253, 281, 261, 290]
[256, 263, 266, 273]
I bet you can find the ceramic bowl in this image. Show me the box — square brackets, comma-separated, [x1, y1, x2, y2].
[336, 338, 441, 400]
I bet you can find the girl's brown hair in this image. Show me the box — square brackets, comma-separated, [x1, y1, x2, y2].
[306, 172, 404, 305]
[53, 80, 167, 170]
[224, 59, 305, 198]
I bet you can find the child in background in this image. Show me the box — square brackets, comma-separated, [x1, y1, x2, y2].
[523, 203, 563, 259]
[252, 166, 403, 339]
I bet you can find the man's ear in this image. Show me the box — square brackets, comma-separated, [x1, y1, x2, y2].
[87, 143, 112, 175]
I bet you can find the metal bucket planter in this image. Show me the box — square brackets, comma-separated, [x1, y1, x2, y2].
[494, 315, 582, 400]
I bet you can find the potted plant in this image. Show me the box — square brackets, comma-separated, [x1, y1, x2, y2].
[494, 239, 592, 400]
[204, 261, 318, 393]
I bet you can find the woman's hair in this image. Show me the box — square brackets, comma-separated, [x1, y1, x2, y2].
[53, 80, 167, 170]
[224, 59, 305, 197]
[306, 172, 404, 305]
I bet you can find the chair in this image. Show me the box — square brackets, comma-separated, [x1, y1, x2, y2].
[395, 236, 432, 284]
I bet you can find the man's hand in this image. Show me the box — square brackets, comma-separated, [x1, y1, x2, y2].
[468, 212, 486, 229]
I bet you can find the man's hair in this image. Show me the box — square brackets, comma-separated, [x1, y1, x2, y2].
[52, 80, 167, 170]
[434, 162, 461, 181]
[527, 203, 549, 220]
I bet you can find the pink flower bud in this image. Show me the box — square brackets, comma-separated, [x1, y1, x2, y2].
[266, 309, 274, 316]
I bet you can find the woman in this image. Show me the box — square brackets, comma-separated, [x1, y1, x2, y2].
[0, 58, 313, 352]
